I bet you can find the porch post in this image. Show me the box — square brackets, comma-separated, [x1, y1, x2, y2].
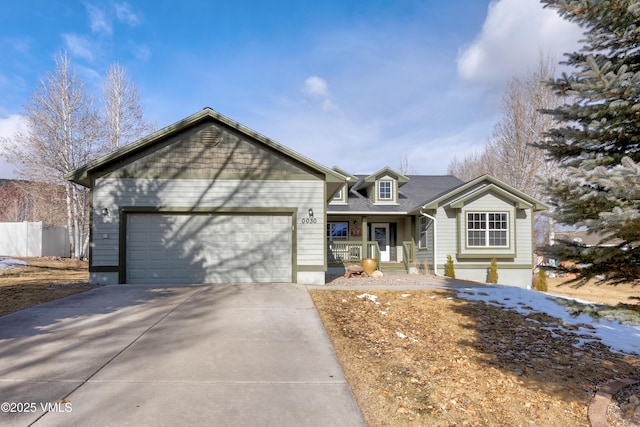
[361, 215, 368, 257]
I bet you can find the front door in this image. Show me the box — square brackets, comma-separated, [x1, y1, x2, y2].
[372, 223, 390, 262]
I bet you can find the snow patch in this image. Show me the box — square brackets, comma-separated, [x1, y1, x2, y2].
[456, 285, 640, 356]
[0, 258, 28, 270]
[357, 293, 380, 305]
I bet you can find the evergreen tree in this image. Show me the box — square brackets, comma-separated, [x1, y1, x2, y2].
[487, 258, 499, 284]
[444, 255, 455, 278]
[536, 269, 548, 292]
[538, 0, 640, 284]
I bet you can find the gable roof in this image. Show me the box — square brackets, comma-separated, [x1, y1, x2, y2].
[328, 174, 464, 213]
[418, 174, 548, 212]
[355, 167, 410, 191]
[66, 108, 346, 198]
[331, 166, 358, 187]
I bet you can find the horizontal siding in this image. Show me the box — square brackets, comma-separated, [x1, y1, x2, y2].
[92, 178, 325, 267]
[435, 207, 457, 267]
[435, 191, 535, 276]
[514, 209, 533, 265]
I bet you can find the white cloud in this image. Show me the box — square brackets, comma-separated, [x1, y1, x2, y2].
[86, 3, 112, 35]
[0, 114, 26, 179]
[62, 34, 95, 61]
[457, 0, 583, 85]
[115, 2, 140, 26]
[304, 76, 329, 97]
[303, 76, 337, 112]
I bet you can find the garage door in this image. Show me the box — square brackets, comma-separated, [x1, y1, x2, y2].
[126, 213, 292, 284]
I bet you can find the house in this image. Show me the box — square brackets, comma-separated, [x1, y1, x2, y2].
[327, 169, 548, 288]
[543, 230, 625, 279]
[67, 108, 547, 288]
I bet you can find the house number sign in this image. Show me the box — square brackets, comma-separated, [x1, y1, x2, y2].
[301, 218, 317, 224]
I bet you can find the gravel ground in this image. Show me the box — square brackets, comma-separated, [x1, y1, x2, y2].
[322, 273, 485, 289]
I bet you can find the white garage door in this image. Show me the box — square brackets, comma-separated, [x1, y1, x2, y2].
[126, 213, 292, 284]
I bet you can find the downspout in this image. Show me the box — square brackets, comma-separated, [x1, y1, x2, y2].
[419, 210, 441, 277]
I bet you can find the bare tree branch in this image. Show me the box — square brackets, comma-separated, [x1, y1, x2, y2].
[102, 62, 155, 150]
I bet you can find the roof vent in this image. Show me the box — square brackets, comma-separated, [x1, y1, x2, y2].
[199, 126, 222, 146]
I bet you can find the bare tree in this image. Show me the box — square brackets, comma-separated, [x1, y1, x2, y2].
[102, 62, 155, 150]
[484, 55, 562, 200]
[448, 150, 497, 182]
[449, 55, 561, 192]
[3, 51, 102, 258]
[0, 180, 66, 224]
[398, 156, 415, 175]
[447, 54, 564, 244]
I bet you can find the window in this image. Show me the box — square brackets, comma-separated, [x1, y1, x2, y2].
[378, 180, 392, 200]
[467, 212, 508, 247]
[418, 216, 429, 249]
[327, 222, 348, 241]
[333, 189, 342, 200]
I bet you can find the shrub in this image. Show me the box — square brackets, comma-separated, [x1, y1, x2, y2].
[444, 255, 455, 278]
[536, 269, 548, 292]
[487, 258, 499, 283]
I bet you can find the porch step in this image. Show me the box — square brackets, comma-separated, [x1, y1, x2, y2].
[379, 262, 407, 274]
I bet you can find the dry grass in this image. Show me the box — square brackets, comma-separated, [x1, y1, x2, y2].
[310, 289, 640, 426]
[0, 257, 94, 317]
[546, 276, 640, 307]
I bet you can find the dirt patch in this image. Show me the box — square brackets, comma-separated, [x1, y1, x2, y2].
[310, 289, 640, 426]
[0, 257, 96, 317]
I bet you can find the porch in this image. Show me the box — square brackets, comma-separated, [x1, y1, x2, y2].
[327, 239, 416, 274]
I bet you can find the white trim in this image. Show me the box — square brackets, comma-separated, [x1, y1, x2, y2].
[371, 223, 390, 262]
[465, 211, 509, 248]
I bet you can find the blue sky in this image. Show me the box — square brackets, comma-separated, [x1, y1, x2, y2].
[0, 0, 583, 179]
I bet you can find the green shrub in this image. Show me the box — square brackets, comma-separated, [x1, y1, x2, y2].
[487, 258, 499, 283]
[444, 255, 455, 278]
[536, 269, 548, 292]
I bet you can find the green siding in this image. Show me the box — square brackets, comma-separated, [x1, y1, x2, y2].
[92, 178, 326, 275]
[99, 122, 322, 181]
[433, 189, 535, 285]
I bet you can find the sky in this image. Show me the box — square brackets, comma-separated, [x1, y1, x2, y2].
[0, 0, 585, 179]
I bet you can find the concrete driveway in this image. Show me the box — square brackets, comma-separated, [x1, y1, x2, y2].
[0, 284, 364, 426]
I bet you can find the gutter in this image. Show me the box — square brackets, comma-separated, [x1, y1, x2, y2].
[326, 211, 409, 215]
[419, 210, 441, 277]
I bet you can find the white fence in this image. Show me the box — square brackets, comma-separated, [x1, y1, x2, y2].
[0, 222, 70, 257]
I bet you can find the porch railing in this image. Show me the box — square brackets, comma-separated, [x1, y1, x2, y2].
[328, 240, 380, 263]
[402, 238, 416, 272]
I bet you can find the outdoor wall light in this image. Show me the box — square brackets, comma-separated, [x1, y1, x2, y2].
[308, 208, 314, 218]
[101, 208, 109, 217]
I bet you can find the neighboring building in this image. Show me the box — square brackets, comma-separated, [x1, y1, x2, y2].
[553, 230, 624, 247]
[67, 108, 547, 288]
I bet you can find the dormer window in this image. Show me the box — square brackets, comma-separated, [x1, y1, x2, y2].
[330, 184, 348, 204]
[348, 167, 407, 205]
[378, 180, 392, 200]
